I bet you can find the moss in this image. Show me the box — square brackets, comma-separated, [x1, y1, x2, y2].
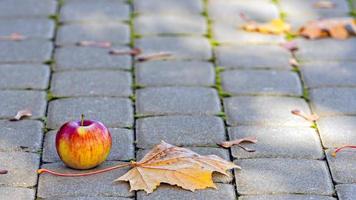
[303, 87, 310, 101]
[132, 84, 145, 90]
[46, 91, 61, 101]
[129, 95, 136, 102]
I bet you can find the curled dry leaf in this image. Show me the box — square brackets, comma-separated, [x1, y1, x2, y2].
[76, 41, 112, 48]
[291, 109, 319, 122]
[218, 136, 257, 149]
[38, 141, 239, 194]
[299, 17, 356, 39]
[136, 52, 173, 62]
[0, 33, 26, 41]
[109, 48, 142, 56]
[10, 109, 32, 121]
[313, 1, 336, 9]
[0, 169, 8, 174]
[242, 19, 291, 35]
[331, 145, 356, 157]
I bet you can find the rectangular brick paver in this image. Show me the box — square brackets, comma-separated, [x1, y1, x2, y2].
[336, 184, 356, 200]
[326, 150, 356, 184]
[0, 19, 55, 39]
[134, 0, 203, 16]
[0, 0, 57, 18]
[0, 187, 35, 200]
[240, 195, 336, 200]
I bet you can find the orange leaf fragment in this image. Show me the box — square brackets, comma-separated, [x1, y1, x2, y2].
[0, 33, 26, 41]
[76, 41, 112, 48]
[291, 109, 319, 122]
[242, 19, 291, 35]
[218, 136, 257, 149]
[10, 109, 32, 121]
[116, 141, 239, 193]
[313, 1, 336, 9]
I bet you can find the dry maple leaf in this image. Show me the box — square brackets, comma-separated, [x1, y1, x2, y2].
[10, 109, 32, 121]
[242, 19, 291, 35]
[38, 141, 239, 194]
[299, 17, 356, 39]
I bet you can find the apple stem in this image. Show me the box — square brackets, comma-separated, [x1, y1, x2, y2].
[37, 162, 132, 177]
[81, 114, 84, 126]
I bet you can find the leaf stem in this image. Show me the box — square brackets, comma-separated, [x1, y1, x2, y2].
[37, 162, 132, 177]
[332, 145, 356, 157]
[80, 114, 84, 126]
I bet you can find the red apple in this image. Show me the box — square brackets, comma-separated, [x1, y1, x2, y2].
[56, 116, 112, 169]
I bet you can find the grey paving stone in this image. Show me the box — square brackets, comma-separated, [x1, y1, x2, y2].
[57, 22, 130, 45]
[136, 116, 225, 148]
[47, 97, 133, 129]
[318, 116, 356, 148]
[136, 87, 221, 116]
[137, 183, 236, 200]
[55, 46, 131, 71]
[326, 150, 356, 184]
[215, 44, 290, 69]
[301, 62, 356, 88]
[134, 15, 206, 35]
[0, 64, 50, 90]
[37, 162, 133, 199]
[51, 70, 132, 97]
[0, 187, 35, 200]
[212, 23, 285, 45]
[0, 120, 43, 152]
[229, 126, 323, 159]
[0, 152, 40, 187]
[0, 0, 57, 18]
[0, 40, 53, 63]
[310, 88, 356, 116]
[134, 0, 203, 16]
[208, 0, 279, 26]
[296, 39, 356, 61]
[135, 36, 212, 60]
[43, 128, 134, 163]
[221, 70, 302, 96]
[240, 195, 335, 200]
[0, 90, 47, 119]
[60, 0, 129, 22]
[135, 61, 215, 87]
[0, 19, 54, 39]
[224, 96, 311, 126]
[48, 197, 131, 200]
[235, 158, 334, 195]
[136, 147, 233, 183]
[336, 184, 356, 200]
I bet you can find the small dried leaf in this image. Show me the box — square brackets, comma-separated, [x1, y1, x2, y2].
[281, 41, 299, 52]
[289, 58, 300, 68]
[331, 145, 356, 157]
[238, 145, 256, 152]
[10, 109, 32, 121]
[313, 1, 336, 9]
[218, 136, 257, 148]
[136, 52, 173, 62]
[291, 109, 319, 122]
[109, 48, 142, 56]
[0, 169, 8, 174]
[76, 41, 112, 48]
[0, 33, 26, 41]
[242, 19, 291, 35]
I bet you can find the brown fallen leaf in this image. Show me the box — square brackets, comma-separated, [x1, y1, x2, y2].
[10, 109, 32, 121]
[291, 109, 319, 122]
[218, 136, 257, 149]
[0, 33, 26, 41]
[109, 47, 142, 56]
[136, 52, 173, 62]
[331, 145, 356, 157]
[76, 41, 112, 48]
[0, 169, 8, 174]
[242, 19, 291, 35]
[299, 17, 356, 39]
[38, 141, 239, 194]
[313, 1, 336, 9]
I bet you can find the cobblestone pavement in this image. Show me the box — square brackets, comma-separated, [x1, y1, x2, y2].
[0, 0, 356, 199]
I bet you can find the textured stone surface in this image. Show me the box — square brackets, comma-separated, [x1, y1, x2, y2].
[47, 97, 133, 129]
[135, 15, 206, 35]
[48, 197, 131, 200]
[134, 0, 203, 15]
[0, 120, 43, 152]
[57, 22, 130, 45]
[326, 150, 356, 184]
[135, 61, 215, 86]
[0, 40, 52, 63]
[0, 90, 47, 118]
[136, 87, 221, 116]
[0, 0, 57, 17]
[301, 62, 356, 88]
[51, 70, 132, 97]
[235, 158, 334, 195]
[310, 88, 356, 116]
[296, 39, 356, 61]
[37, 162, 133, 199]
[137, 184, 236, 200]
[0, 152, 40, 187]
[215, 44, 290, 69]
[318, 116, 356, 148]
[224, 96, 311, 126]
[336, 184, 356, 200]
[135, 36, 212, 60]
[229, 126, 323, 159]
[43, 128, 134, 162]
[136, 116, 225, 148]
[60, 0, 129, 22]
[221, 70, 302, 96]
[55, 46, 131, 71]
[240, 195, 335, 200]
[0, 19, 54, 39]
[0, 187, 35, 200]
[0, 64, 50, 90]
